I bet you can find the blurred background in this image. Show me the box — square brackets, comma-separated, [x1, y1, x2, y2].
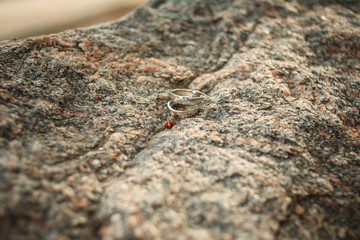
[0, 0, 147, 41]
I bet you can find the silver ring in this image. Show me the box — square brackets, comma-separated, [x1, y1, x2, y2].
[169, 89, 207, 105]
[167, 100, 199, 116]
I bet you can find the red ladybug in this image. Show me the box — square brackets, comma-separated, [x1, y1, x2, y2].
[165, 122, 174, 129]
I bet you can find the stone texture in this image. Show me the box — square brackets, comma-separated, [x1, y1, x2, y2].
[0, 0, 359, 239]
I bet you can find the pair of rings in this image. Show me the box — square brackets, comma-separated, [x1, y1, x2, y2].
[167, 89, 207, 116]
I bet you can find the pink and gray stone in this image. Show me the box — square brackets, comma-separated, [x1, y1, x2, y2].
[0, 0, 359, 239]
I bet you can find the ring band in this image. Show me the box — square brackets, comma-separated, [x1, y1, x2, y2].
[167, 100, 198, 116]
[169, 89, 207, 105]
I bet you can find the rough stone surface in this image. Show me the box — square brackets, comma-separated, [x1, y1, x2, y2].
[0, 0, 359, 239]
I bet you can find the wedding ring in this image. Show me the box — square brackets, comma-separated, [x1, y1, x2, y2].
[169, 89, 207, 105]
[167, 100, 199, 117]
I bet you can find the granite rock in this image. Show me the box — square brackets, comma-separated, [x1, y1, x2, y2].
[0, 0, 359, 239]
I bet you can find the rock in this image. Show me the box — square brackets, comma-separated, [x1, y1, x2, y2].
[0, 0, 359, 239]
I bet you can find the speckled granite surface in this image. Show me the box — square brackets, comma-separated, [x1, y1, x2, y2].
[0, 0, 359, 239]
